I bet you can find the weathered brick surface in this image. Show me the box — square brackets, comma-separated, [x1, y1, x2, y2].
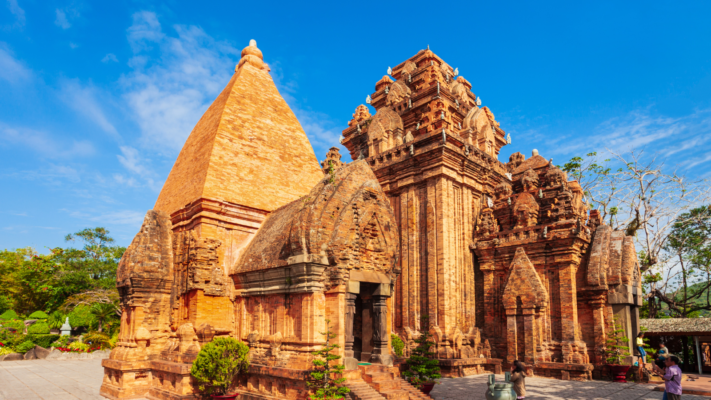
[341, 48, 642, 380]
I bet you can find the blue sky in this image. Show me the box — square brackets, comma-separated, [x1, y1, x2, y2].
[1, 1, 710, 250]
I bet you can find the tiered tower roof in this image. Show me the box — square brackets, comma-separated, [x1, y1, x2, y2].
[341, 48, 507, 162]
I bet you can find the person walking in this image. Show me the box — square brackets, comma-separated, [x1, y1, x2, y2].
[510, 360, 527, 399]
[636, 332, 647, 369]
[653, 355, 683, 400]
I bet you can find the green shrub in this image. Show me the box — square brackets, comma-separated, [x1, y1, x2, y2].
[1, 320, 25, 332]
[51, 335, 72, 348]
[28, 311, 49, 320]
[27, 322, 50, 334]
[48, 311, 66, 329]
[0, 347, 14, 356]
[0, 310, 18, 320]
[68, 305, 96, 329]
[16, 340, 35, 353]
[191, 337, 249, 396]
[0, 330, 25, 348]
[109, 332, 119, 348]
[84, 332, 111, 349]
[68, 341, 90, 351]
[391, 334, 405, 357]
[28, 334, 60, 349]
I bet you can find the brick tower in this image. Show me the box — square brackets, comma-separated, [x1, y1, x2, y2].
[341, 48, 641, 379]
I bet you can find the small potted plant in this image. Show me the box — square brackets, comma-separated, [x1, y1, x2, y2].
[402, 316, 441, 395]
[190, 337, 249, 399]
[604, 316, 631, 383]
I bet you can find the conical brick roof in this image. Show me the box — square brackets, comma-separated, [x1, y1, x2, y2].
[154, 40, 323, 215]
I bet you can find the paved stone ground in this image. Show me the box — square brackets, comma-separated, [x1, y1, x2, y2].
[430, 374, 710, 400]
[0, 359, 106, 400]
[2, 360, 710, 400]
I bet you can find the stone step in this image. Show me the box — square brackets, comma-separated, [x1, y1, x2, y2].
[346, 379, 386, 400]
[394, 378, 432, 399]
[364, 372, 395, 383]
[380, 389, 410, 400]
[370, 378, 401, 392]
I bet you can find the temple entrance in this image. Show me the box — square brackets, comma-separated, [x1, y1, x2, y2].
[345, 279, 392, 369]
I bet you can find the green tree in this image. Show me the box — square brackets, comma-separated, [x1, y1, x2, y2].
[402, 316, 441, 386]
[307, 319, 349, 400]
[90, 302, 117, 333]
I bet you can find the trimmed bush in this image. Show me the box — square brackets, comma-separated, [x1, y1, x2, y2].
[27, 322, 50, 334]
[0, 347, 13, 356]
[391, 334, 405, 357]
[16, 340, 35, 353]
[51, 335, 71, 348]
[0, 310, 18, 320]
[29, 334, 60, 349]
[191, 337, 249, 396]
[68, 341, 89, 351]
[84, 332, 111, 349]
[28, 311, 49, 320]
[1, 320, 25, 332]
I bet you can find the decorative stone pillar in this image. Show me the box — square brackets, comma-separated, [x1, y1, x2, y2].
[523, 308, 536, 364]
[344, 292, 358, 370]
[506, 310, 517, 363]
[369, 283, 392, 366]
[590, 295, 607, 364]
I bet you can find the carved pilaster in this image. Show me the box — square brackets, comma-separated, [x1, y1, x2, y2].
[344, 293, 358, 370]
[369, 295, 392, 366]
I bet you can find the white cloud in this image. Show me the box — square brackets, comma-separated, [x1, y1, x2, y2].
[55, 9, 70, 29]
[6, 0, 25, 28]
[116, 146, 161, 191]
[66, 209, 145, 226]
[58, 79, 119, 139]
[120, 11, 239, 154]
[525, 107, 711, 173]
[0, 123, 95, 158]
[0, 43, 31, 82]
[101, 53, 118, 63]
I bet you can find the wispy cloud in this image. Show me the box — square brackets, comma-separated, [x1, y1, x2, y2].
[5, 0, 25, 28]
[0, 43, 31, 82]
[116, 146, 161, 191]
[55, 9, 70, 29]
[101, 53, 118, 63]
[120, 11, 239, 154]
[66, 209, 145, 226]
[58, 79, 119, 139]
[516, 107, 711, 175]
[0, 124, 95, 158]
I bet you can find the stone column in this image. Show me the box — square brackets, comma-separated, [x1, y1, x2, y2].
[344, 292, 358, 370]
[369, 284, 393, 366]
[370, 296, 392, 365]
[523, 308, 537, 364]
[590, 295, 606, 364]
[559, 264, 579, 342]
[506, 310, 517, 363]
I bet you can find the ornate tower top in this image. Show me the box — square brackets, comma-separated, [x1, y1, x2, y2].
[341, 48, 507, 162]
[154, 39, 323, 215]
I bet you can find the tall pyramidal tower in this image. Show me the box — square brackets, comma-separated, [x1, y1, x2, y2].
[155, 39, 324, 271]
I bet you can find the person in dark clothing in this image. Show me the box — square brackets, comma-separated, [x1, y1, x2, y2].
[510, 360, 526, 399]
